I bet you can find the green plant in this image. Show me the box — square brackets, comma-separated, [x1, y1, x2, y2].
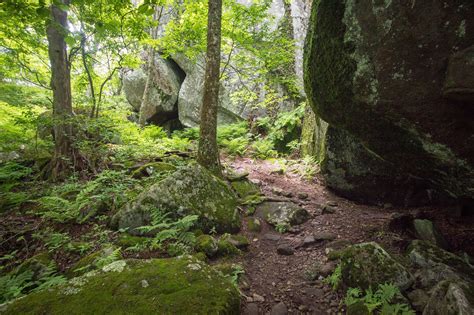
[230, 264, 245, 288]
[324, 264, 342, 290]
[137, 209, 199, 256]
[344, 283, 415, 315]
[220, 137, 249, 156]
[33, 230, 71, 253]
[251, 138, 277, 159]
[95, 248, 122, 269]
[275, 222, 289, 233]
[0, 263, 66, 304]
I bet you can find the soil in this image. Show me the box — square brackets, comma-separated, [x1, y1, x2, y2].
[224, 157, 474, 315]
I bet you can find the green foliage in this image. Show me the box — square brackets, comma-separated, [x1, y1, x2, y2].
[0, 263, 66, 304]
[275, 222, 289, 233]
[136, 209, 199, 256]
[32, 230, 72, 253]
[94, 248, 122, 269]
[0, 162, 33, 184]
[251, 138, 277, 159]
[324, 264, 342, 290]
[344, 283, 415, 315]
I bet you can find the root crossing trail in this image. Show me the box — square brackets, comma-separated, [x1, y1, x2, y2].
[224, 157, 407, 314]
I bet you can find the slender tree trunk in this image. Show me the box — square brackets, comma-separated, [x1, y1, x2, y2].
[46, 0, 76, 180]
[197, 0, 222, 175]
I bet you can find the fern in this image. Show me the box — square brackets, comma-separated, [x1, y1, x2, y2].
[323, 264, 342, 290]
[344, 283, 415, 315]
[95, 248, 122, 269]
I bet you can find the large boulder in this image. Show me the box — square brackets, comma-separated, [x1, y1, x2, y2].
[340, 242, 414, 291]
[422, 280, 474, 315]
[304, 0, 474, 204]
[112, 163, 241, 235]
[2, 257, 240, 314]
[122, 53, 184, 124]
[172, 54, 242, 127]
[407, 240, 474, 289]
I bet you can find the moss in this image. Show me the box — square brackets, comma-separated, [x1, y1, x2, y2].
[221, 234, 249, 250]
[195, 235, 218, 258]
[217, 239, 241, 257]
[346, 301, 370, 315]
[340, 242, 414, 291]
[231, 180, 260, 199]
[131, 162, 176, 179]
[247, 218, 262, 232]
[4, 257, 240, 315]
[116, 234, 149, 248]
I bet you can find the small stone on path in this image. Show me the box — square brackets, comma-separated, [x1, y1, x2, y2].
[277, 245, 294, 256]
[270, 302, 288, 315]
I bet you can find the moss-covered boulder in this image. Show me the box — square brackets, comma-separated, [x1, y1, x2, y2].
[407, 240, 474, 290]
[423, 280, 474, 315]
[195, 235, 218, 258]
[413, 219, 449, 249]
[340, 242, 414, 291]
[304, 0, 474, 204]
[3, 257, 240, 314]
[112, 163, 241, 235]
[221, 234, 249, 250]
[255, 201, 309, 228]
[217, 239, 241, 257]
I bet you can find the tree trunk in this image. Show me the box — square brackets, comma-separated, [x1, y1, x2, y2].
[197, 0, 222, 175]
[46, 0, 76, 180]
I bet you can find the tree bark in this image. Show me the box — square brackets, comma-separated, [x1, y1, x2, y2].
[197, 0, 222, 175]
[46, 0, 76, 180]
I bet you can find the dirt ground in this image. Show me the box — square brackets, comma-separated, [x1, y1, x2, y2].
[225, 157, 474, 315]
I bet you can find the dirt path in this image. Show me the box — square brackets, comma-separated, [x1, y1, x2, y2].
[223, 157, 472, 315]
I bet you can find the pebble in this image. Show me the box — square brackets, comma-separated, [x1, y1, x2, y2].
[140, 280, 149, 288]
[270, 302, 288, 315]
[264, 233, 282, 241]
[277, 245, 294, 256]
[252, 293, 265, 302]
[297, 192, 309, 200]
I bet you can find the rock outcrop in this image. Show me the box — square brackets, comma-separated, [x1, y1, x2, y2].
[122, 53, 184, 126]
[304, 0, 474, 205]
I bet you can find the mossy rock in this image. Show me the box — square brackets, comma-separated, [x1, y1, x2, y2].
[66, 245, 121, 278]
[340, 242, 414, 291]
[412, 219, 449, 249]
[221, 234, 249, 250]
[195, 235, 218, 258]
[131, 162, 176, 179]
[217, 239, 241, 257]
[231, 180, 260, 199]
[407, 240, 474, 289]
[255, 201, 309, 227]
[3, 257, 240, 315]
[113, 163, 241, 235]
[423, 280, 474, 315]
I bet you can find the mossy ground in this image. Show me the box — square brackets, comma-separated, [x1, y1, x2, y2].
[4, 257, 240, 315]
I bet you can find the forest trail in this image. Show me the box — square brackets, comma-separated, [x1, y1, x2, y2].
[223, 157, 465, 315]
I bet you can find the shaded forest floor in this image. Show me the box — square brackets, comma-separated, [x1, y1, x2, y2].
[224, 157, 474, 314]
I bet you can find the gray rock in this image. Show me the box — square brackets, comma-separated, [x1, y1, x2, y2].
[313, 232, 337, 242]
[303, 235, 316, 246]
[122, 53, 183, 124]
[255, 201, 309, 227]
[305, 0, 474, 204]
[443, 45, 474, 102]
[111, 163, 240, 235]
[297, 192, 309, 200]
[407, 289, 429, 313]
[413, 219, 449, 249]
[244, 303, 259, 315]
[340, 242, 414, 291]
[277, 245, 294, 256]
[263, 233, 281, 242]
[270, 302, 288, 315]
[423, 280, 474, 315]
[321, 204, 336, 214]
[173, 54, 242, 127]
[407, 240, 474, 290]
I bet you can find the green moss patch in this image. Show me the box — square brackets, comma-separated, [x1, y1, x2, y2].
[4, 257, 240, 315]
